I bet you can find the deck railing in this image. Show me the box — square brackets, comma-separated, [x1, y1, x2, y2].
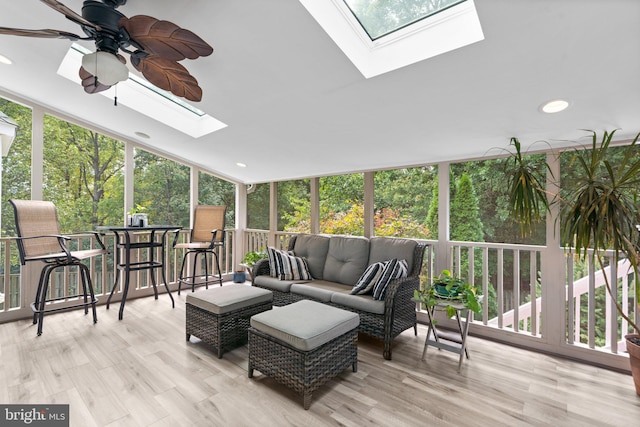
[0, 229, 236, 317]
[2, 228, 637, 368]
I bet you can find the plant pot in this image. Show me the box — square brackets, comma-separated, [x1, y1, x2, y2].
[434, 283, 459, 297]
[625, 334, 640, 396]
[233, 271, 246, 283]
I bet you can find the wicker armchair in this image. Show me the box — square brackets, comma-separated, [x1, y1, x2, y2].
[10, 199, 106, 336]
[173, 205, 226, 294]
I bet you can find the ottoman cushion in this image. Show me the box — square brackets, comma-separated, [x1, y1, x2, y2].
[186, 284, 272, 315]
[250, 300, 359, 351]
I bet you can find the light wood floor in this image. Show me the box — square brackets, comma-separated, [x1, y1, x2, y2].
[1, 286, 640, 427]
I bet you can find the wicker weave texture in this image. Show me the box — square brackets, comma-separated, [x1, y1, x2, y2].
[248, 327, 358, 409]
[251, 238, 427, 360]
[186, 300, 272, 358]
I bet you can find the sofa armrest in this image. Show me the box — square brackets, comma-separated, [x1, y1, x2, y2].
[252, 258, 271, 280]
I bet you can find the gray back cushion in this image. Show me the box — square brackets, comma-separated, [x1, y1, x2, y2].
[292, 234, 330, 280]
[323, 236, 370, 285]
[369, 237, 417, 275]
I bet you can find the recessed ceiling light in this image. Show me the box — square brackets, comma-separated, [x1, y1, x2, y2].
[0, 54, 12, 65]
[236, 162, 247, 168]
[541, 99, 569, 113]
[134, 131, 150, 139]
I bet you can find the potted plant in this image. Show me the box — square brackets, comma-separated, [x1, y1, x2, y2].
[414, 269, 482, 318]
[504, 130, 640, 394]
[240, 250, 268, 280]
[127, 204, 148, 227]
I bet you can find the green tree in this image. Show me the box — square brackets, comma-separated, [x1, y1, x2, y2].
[134, 150, 189, 227]
[199, 171, 236, 227]
[247, 183, 270, 230]
[0, 98, 31, 237]
[450, 173, 483, 242]
[425, 183, 438, 239]
[43, 116, 124, 231]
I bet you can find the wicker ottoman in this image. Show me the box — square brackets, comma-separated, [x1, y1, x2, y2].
[248, 300, 359, 409]
[186, 284, 273, 358]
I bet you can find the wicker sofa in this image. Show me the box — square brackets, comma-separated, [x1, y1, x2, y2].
[251, 234, 427, 360]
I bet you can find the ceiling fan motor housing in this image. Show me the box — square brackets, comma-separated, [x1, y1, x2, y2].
[81, 1, 127, 54]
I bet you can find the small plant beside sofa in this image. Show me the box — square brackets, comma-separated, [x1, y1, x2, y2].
[251, 233, 427, 360]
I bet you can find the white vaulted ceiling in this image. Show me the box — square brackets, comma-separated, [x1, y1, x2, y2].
[0, 0, 638, 184]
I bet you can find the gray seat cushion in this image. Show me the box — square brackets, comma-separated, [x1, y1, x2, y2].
[186, 284, 272, 314]
[290, 280, 351, 302]
[250, 300, 359, 351]
[253, 275, 303, 292]
[330, 292, 386, 315]
[322, 235, 370, 286]
[291, 234, 330, 280]
[369, 237, 417, 274]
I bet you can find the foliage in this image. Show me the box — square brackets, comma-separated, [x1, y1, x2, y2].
[134, 149, 190, 227]
[42, 115, 124, 231]
[0, 98, 31, 238]
[278, 179, 310, 232]
[425, 183, 438, 239]
[414, 269, 482, 318]
[315, 203, 428, 238]
[320, 202, 365, 235]
[503, 137, 552, 238]
[128, 204, 147, 215]
[198, 171, 236, 227]
[241, 251, 268, 267]
[247, 183, 270, 230]
[507, 130, 640, 335]
[450, 173, 483, 242]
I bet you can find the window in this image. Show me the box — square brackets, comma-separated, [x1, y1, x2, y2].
[343, 0, 466, 40]
[198, 171, 236, 228]
[278, 179, 310, 232]
[320, 174, 364, 235]
[374, 167, 433, 238]
[299, 0, 482, 77]
[43, 115, 124, 231]
[0, 97, 31, 237]
[247, 183, 270, 230]
[133, 150, 190, 227]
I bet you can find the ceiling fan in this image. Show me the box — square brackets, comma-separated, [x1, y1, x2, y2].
[0, 0, 213, 102]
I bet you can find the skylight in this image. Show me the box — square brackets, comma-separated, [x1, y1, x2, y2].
[56, 43, 226, 138]
[299, 0, 483, 78]
[343, 0, 466, 40]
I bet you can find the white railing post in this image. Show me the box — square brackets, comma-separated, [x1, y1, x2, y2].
[541, 151, 565, 347]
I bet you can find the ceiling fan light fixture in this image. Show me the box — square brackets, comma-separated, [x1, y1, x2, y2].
[82, 51, 128, 86]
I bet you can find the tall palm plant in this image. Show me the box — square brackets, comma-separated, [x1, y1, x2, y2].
[505, 129, 640, 335]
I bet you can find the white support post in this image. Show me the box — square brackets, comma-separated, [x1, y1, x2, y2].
[30, 107, 44, 201]
[269, 182, 278, 247]
[190, 167, 198, 228]
[235, 183, 248, 271]
[364, 172, 374, 238]
[436, 162, 450, 274]
[541, 151, 565, 346]
[124, 143, 134, 224]
[310, 177, 319, 234]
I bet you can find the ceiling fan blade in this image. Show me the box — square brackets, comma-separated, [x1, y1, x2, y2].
[40, 0, 101, 31]
[79, 66, 112, 94]
[0, 27, 81, 40]
[132, 55, 203, 102]
[120, 15, 213, 62]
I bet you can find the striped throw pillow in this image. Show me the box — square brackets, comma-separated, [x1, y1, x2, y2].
[267, 247, 313, 281]
[351, 262, 384, 295]
[372, 259, 408, 300]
